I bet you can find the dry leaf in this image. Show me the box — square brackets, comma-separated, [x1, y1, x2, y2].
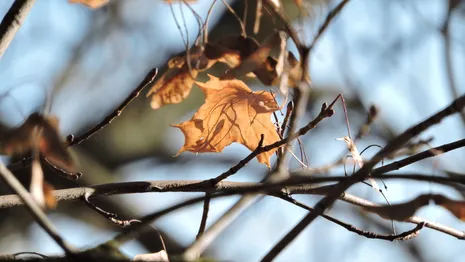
[432, 194, 465, 221]
[68, 0, 109, 9]
[148, 46, 215, 109]
[173, 75, 280, 166]
[204, 43, 242, 68]
[147, 67, 198, 109]
[207, 35, 306, 88]
[37, 116, 76, 172]
[147, 34, 307, 110]
[363, 194, 431, 221]
[220, 32, 281, 80]
[1, 113, 76, 172]
[285, 52, 309, 87]
[43, 182, 57, 209]
[253, 56, 279, 86]
[168, 46, 213, 71]
[205, 36, 260, 69]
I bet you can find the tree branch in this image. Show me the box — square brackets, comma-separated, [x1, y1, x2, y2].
[261, 94, 465, 261]
[1, 173, 465, 209]
[6, 68, 158, 174]
[280, 194, 425, 241]
[1, 172, 464, 248]
[0, 0, 36, 58]
[372, 138, 465, 175]
[0, 162, 76, 255]
[67, 68, 158, 146]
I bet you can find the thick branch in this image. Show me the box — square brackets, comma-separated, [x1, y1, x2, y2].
[1, 173, 465, 209]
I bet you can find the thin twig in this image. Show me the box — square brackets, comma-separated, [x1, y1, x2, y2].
[184, 194, 261, 260]
[262, 0, 304, 58]
[0, 0, 36, 58]
[213, 101, 335, 183]
[308, 104, 378, 175]
[0, 162, 76, 255]
[68, 68, 158, 146]
[308, 0, 351, 52]
[221, 0, 246, 37]
[280, 194, 425, 241]
[212, 134, 265, 183]
[260, 94, 465, 261]
[7, 69, 159, 173]
[84, 193, 140, 227]
[372, 138, 465, 175]
[253, 0, 262, 34]
[270, 0, 353, 177]
[442, 0, 465, 126]
[1, 173, 463, 244]
[196, 193, 211, 240]
[280, 101, 294, 137]
[96, 179, 464, 250]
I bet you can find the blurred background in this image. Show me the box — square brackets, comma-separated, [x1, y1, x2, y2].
[0, 0, 465, 261]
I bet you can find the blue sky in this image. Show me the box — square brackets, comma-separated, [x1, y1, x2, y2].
[1, 0, 465, 261]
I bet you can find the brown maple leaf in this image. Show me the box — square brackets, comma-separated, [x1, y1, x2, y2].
[173, 75, 280, 166]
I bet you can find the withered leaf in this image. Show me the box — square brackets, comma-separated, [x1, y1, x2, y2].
[363, 194, 431, 221]
[147, 34, 307, 110]
[204, 43, 242, 68]
[68, 0, 109, 9]
[147, 66, 198, 109]
[209, 35, 306, 88]
[205, 35, 262, 70]
[220, 32, 281, 80]
[173, 75, 280, 166]
[43, 182, 57, 209]
[432, 194, 465, 221]
[147, 46, 214, 109]
[1, 113, 76, 173]
[168, 46, 213, 71]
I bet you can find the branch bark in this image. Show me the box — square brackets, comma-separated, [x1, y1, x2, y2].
[0, 0, 36, 58]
